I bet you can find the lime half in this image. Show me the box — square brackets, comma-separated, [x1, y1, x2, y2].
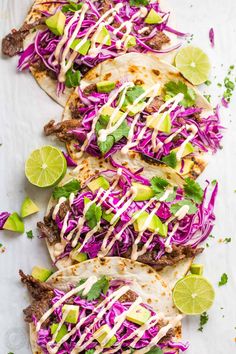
[172, 275, 215, 315]
[25, 146, 67, 188]
[175, 46, 211, 85]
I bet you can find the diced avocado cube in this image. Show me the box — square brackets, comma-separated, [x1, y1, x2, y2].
[171, 142, 194, 158]
[97, 81, 116, 93]
[122, 102, 146, 116]
[127, 35, 136, 48]
[3, 212, 24, 233]
[144, 9, 163, 24]
[20, 196, 40, 218]
[93, 324, 117, 348]
[100, 106, 124, 124]
[132, 183, 155, 202]
[32, 266, 53, 282]
[133, 211, 167, 237]
[70, 38, 91, 55]
[71, 242, 88, 263]
[62, 304, 79, 324]
[126, 305, 151, 325]
[175, 159, 194, 175]
[190, 264, 204, 276]
[87, 176, 110, 192]
[146, 113, 172, 133]
[102, 210, 120, 225]
[45, 11, 66, 36]
[150, 214, 167, 237]
[50, 323, 68, 343]
[95, 26, 111, 46]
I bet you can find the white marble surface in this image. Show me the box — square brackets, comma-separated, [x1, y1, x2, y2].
[0, 0, 236, 353]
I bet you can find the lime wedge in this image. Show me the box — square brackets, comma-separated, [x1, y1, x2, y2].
[175, 46, 211, 85]
[25, 146, 67, 188]
[172, 275, 215, 315]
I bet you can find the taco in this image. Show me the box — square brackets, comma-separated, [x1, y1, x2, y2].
[2, 0, 181, 106]
[44, 53, 222, 179]
[20, 257, 188, 353]
[37, 165, 217, 276]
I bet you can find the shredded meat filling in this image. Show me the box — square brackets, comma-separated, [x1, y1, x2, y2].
[146, 31, 170, 50]
[123, 245, 204, 271]
[44, 119, 80, 142]
[20, 270, 54, 325]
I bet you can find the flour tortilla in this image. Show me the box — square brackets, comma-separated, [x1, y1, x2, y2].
[19, 0, 178, 107]
[63, 52, 213, 179]
[28, 257, 183, 354]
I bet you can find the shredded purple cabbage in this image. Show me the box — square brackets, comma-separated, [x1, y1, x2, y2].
[0, 212, 10, 230]
[63, 151, 77, 167]
[36, 280, 187, 353]
[18, 0, 185, 86]
[209, 28, 215, 48]
[70, 87, 223, 161]
[45, 169, 217, 264]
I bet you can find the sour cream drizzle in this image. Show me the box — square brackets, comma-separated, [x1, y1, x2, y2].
[75, 82, 133, 159]
[58, 4, 89, 82]
[36, 276, 98, 332]
[52, 197, 67, 220]
[175, 124, 198, 160]
[113, 7, 148, 50]
[57, 4, 123, 82]
[99, 83, 161, 144]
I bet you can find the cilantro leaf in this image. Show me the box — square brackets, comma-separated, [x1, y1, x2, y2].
[86, 276, 110, 301]
[129, 0, 149, 7]
[183, 178, 204, 204]
[223, 237, 231, 243]
[85, 350, 95, 354]
[53, 179, 81, 200]
[125, 86, 145, 104]
[146, 347, 163, 354]
[62, 2, 83, 12]
[26, 230, 34, 239]
[120, 85, 145, 110]
[85, 202, 102, 229]
[65, 67, 81, 88]
[170, 200, 197, 215]
[95, 114, 129, 155]
[164, 81, 196, 107]
[198, 312, 209, 332]
[218, 273, 228, 287]
[151, 177, 169, 199]
[162, 151, 177, 168]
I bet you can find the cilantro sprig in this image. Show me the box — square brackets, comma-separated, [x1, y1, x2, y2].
[183, 178, 204, 204]
[65, 67, 81, 88]
[218, 273, 228, 287]
[85, 198, 102, 229]
[146, 347, 163, 354]
[121, 85, 145, 109]
[198, 312, 209, 332]
[162, 151, 177, 169]
[170, 199, 197, 215]
[78, 276, 109, 301]
[129, 0, 149, 7]
[53, 179, 81, 200]
[62, 2, 83, 13]
[95, 114, 129, 155]
[164, 81, 196, 107]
